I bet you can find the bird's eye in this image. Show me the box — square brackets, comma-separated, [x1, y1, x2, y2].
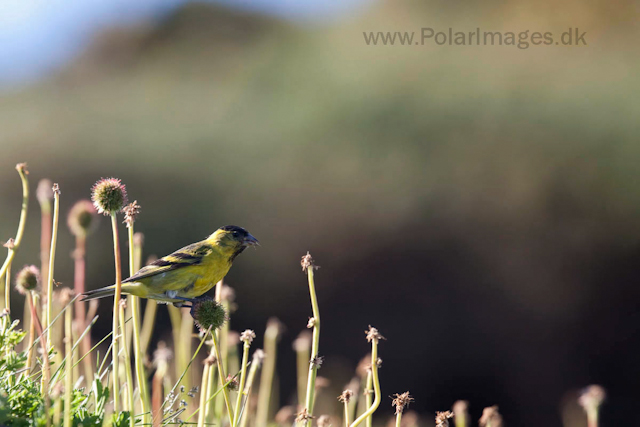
[232, 231, 239, 238]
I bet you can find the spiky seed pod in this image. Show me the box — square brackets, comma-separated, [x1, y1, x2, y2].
[91, 178, 128, 215]
[240, 329, 256, 345]
[15, 265, 40, 295]
[68, 200, 99, 237]
[190, 296, 227, 331]
[37, 179, 53, 204]
[225, 374, 239, 391]
[301, 252, 319, 272]
[366, 325, 386, 342]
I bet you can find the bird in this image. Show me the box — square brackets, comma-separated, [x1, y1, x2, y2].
[81, 225, 258, 306]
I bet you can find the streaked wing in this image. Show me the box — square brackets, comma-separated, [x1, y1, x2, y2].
[123, 241, 213, 283]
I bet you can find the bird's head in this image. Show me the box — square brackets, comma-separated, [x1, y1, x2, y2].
[209, 225, 259, 257]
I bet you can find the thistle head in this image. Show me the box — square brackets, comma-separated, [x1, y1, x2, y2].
[391, 392, 414, 415]
[190, 296, 227, 331]
[68, 200, 99, 237]
[15, 265, 40, 295]
[91, 178, 128, 215]
[37, 179, 53, 205]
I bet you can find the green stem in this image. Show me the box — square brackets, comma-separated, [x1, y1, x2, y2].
[45, 186, 60, 351]
[128, 226, 150, 425]
[0, 165, 29, 288]
[303, 266, 320, 427]
[395, 412, 402, 427]
[139, 299, 157, 356]
[211, 329, 235, 425]
[118, 303, 135, 426]
[257, 320, 279, 427]
[110, 213, 123, 412]
[233, 342, 251, 427]
[364, 371, 372, 427]
[4, 263, 10, 314]
[238, 351, 264, 427]
[63, 305, 73, 427]
[350, 338, 380, 427]
[344, 401, 350, 427]
[196, 361, 212, 427]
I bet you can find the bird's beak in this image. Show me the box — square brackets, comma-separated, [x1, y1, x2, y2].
[243, 234, 260, 247]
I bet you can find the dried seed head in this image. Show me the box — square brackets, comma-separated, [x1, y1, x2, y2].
[91, 178, 128, 215]
[578, 385, 606, 414]
[301, 252, 319, 272]
[225, 374, 239, 391]
[68, 200, 99, 237]
[15, 163, 28, 174]
[338, 389, 354, 403]
[293, 331, 312, 352]
[240, 329, 256, 345]
[452, 401, 469, 423]
[317, 415, 332, 427]
[366, 325, 385, 343]
[190, 296, 227, 331]
[153, 341, 173, 366]
[52, 183, 60, 195]
[3, 238, 15, 250]
[478, 406, 502, 427]
[15, 265, 40, 294]
[435, 411, 454, 427]
[391, 392, 414, 415]
[123, 200, 141, 228]
[311, 355, 325, 369]
[37, 179, 53, 204]
[295, 408, 314, 424]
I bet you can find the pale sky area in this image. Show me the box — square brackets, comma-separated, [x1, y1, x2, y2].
[0, 0, 369, 88]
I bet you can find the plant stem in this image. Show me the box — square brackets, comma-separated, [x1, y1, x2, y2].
[4, 263, 10, 314]
[73, 234, 94, 386]
[293, 332, 311, 409]
[196, 361, 212, 427]
[343, 400, 351, 427]
[128, 226, 150, 425]
[303, 266, 320, 427]
[63, 303, 73, 427]
[350, 338, 381, 427]
[45, 186, 60, 352]
[395, 412, 402, 427]
[364, 371, 373, 427]
[257, 319, 280, 427]
[0, 165, 29, 289]
[110, 213, 123, 412]
[139, 299, 157, 356]
[210, 329, 235, 425]
[238, 350, 264, 427]
[233, 341, 251, 427]
[118, 302, 135, 426]
[25, 292, 37, 373]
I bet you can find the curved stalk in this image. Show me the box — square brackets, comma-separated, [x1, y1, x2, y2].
[350, 338, 380, 427]
[0, 164, 29, 287]
[110, 213, 123, 411]
[45, 185, 60, 351]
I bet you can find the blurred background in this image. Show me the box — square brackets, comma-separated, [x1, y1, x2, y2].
[1, 0, 639, 425]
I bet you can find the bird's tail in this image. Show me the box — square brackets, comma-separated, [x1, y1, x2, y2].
[81, 285, 118, 301]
